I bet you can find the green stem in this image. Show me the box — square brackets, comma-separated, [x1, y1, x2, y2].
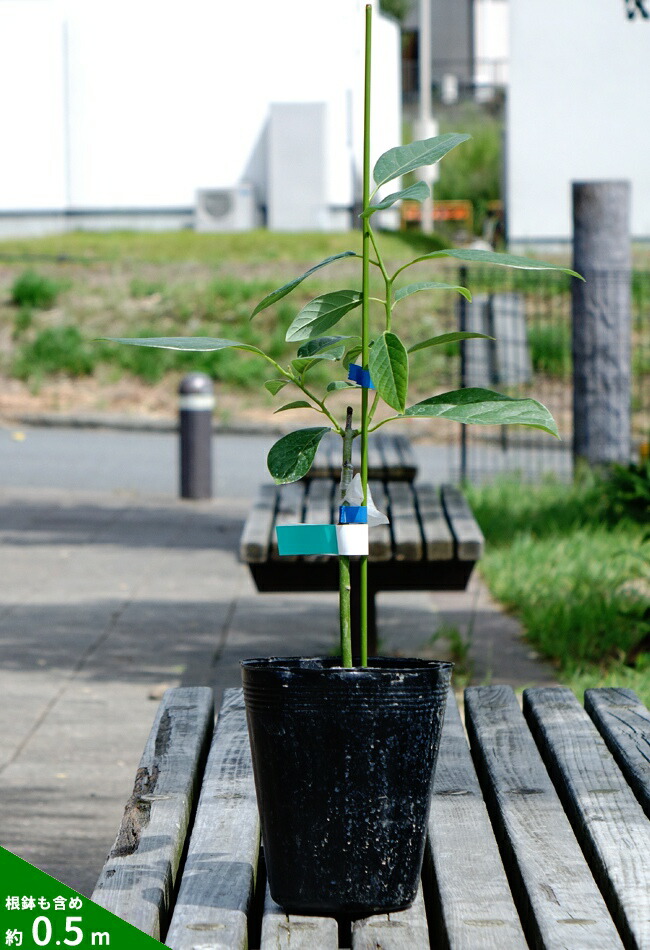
[339, 407, 355, 668]
[359, 3, 373, 667]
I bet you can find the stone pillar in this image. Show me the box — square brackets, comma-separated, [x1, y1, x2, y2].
[572, 181, 632, 466]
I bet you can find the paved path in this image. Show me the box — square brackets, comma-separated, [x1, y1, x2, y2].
[0, 427, 556, 897]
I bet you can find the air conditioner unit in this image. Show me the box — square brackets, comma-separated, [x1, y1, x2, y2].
[194, 183, 261, 232]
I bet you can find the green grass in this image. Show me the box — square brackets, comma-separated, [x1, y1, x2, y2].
[10, 269, 68, 309]
[466, 475, 650, 705]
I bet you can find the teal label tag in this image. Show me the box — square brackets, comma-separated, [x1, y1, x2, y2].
[276, 524, 339, 556]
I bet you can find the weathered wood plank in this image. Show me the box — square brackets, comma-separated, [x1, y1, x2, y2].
[415, 484, 454, 560]
[239, 484, 277, 564]
[270, 482, 305, 562]
[427, 689, 527, 949]
[465, 685, 624, 949]
[303, 478, 334, 564]
[261, 886, 338, 949]
[165, 689, 260, 950]
[92, 687, 214, 940]
[442, 485, 484, 561]
[351, 883, 429, 949]
[386, 481, 422, 561]
[524, 686, 650, 949]
[585, 687, 650, 819]
[368, 479, 392, 561]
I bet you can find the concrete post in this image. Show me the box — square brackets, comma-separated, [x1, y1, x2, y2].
[572, 181, 632, 466]
[179, 373, 214, 499]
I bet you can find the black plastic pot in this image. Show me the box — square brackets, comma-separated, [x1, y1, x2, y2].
[240, 656, 452, 916]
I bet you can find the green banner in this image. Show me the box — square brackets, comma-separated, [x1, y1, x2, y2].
[0, 847, 162, 948]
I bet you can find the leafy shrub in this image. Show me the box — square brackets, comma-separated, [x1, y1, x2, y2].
[528, 322, 572, 377]
[601, 459, 650, 523]
[10, 270, 67, 309]
[13, 326, 95, 378]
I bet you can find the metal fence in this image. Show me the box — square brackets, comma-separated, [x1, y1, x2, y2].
[434, 266, 650, 483]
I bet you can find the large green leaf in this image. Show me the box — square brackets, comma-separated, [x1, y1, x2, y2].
[368, 332, 409, 413]
[296, 336, 357, 360]
[408, 331, 493, 354]
[394, 281, 472, 304]
[273, 401, 313, 413]
[410, 248, 583, 279]
[103, 336, 264, 353]
[405, 388, 559, 436]
[264, 378, 289, 396]
[361, 181, 430, 216]
[267, 427, 331, 484]
[373, 133, 471, 188]
[251, 252, 357, 317]
[285, 291, 362, 343]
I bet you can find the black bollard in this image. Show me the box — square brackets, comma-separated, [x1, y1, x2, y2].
[179, 373, 214, 499]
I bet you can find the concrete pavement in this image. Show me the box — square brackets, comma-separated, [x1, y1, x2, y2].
[0, 427, 556, 897]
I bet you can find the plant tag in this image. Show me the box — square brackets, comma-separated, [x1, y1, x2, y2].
[276, 524, 339, 556]
[339, 505, 368, 524]
[347, 363, 375, 389]
[336, 524, 369, 556]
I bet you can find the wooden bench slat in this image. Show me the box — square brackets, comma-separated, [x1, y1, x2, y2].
[414, 484, 454, 560]
[261, 887, 338, 949]
[524, 686, 650, 948]
[270, 482, 305, 562]
[351, 883, 429, 949]
[303, 478, 335, 564]
[379, 433, 418, 481]
[386, 481, 423, 561]
[164, 689, 259, 950]
[368, 479, 392, 561]
[92, 687, 214, 940]
[239, 484, 276, 564]
[307, 432, 417, 481]
[585, 687, 650, 819]
[427, 689, 527, 948]
[442, 485, 485, 561]
[465, 685, 624, 949]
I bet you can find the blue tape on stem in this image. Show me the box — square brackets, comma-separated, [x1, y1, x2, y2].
[339, 505, 368, 524]
[348, 364, 374, 389]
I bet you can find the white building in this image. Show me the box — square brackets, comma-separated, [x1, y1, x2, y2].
[0, 0, 401, 235]
[507, 0, 650, 245]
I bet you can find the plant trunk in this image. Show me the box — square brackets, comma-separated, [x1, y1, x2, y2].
[339, 407, 355, 667]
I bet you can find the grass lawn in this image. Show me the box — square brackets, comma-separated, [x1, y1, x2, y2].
[467, 472, 650, 705]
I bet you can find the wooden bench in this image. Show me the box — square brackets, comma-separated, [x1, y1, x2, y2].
[93, 684, 650, 948]
[240, 479, 484, 657]
[307, 432, 418, 481]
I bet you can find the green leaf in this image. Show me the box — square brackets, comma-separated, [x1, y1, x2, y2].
[343, 344, 363, 370]
[361, 181, 430, 216]
[408, 331, 493, 354]
[102, 336, 263, 353]
[326, 380, 356, 392]
[296, 336, 356, 360]
[368, 331, 409, 413]
[264, 378, 289, 396]
[273, 401, 313, 413]
[394, 281, 472, 303]
[267, 427, 331, 484]
[291, 357, 322, 377]
[251, 252, 357, 317]
[373, 133, 471, 187]
[285, 291, 362, 342]
[412, 248, 584, 279]
[405, 388, 559, 437]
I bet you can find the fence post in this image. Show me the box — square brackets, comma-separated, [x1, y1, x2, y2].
[572, 180, 632, 466]
[178, 373, 214, 499]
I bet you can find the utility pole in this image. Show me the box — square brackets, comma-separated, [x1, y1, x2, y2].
[415, 0, 437, 234]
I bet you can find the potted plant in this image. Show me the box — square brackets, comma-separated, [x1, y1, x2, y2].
[105, 5, 580, 916]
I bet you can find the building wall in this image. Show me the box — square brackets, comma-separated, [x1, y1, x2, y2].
[508, 0, 650, 243]
[0, 0, 401, 230]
